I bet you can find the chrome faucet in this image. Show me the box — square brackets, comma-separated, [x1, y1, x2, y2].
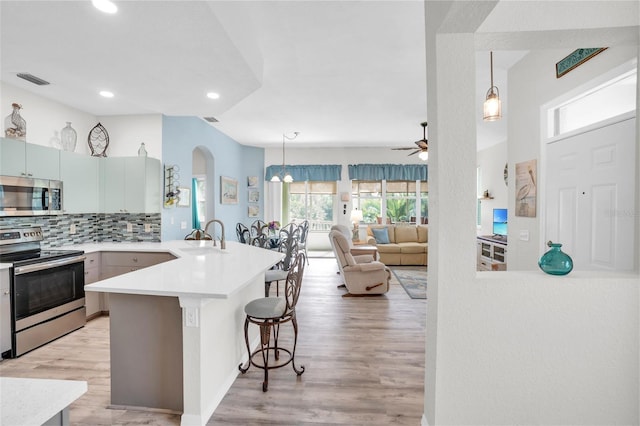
[204, 219, 226, 249]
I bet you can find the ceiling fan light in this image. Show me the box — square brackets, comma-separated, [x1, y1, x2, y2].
[283, 174, 293, 183]
[270, 175, 281, 182]
[418, 150, 429, 161]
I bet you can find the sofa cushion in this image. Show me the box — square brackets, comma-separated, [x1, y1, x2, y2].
[372, 227, 390, 244]
[376, 243, 401, 253]
[368, 225, 395, 243]
[395, 226, 418, 243]
[399, 242, 426, 254]
[417, 225, 428, 243]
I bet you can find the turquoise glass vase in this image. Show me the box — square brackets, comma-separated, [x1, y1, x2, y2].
[538, 241, 573, 275]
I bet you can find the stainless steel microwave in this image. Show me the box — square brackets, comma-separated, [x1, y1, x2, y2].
[0, 176, 63, 216]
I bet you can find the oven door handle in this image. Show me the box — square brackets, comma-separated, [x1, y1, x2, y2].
[14, 256, 86, 275]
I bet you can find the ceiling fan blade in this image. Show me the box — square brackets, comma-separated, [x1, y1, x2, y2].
[408, 150, 420, 156]
[392, 147, 417, 151]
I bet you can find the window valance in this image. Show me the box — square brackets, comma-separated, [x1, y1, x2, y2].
[265, 164, 341, 182]
[348, 163, 428, 181]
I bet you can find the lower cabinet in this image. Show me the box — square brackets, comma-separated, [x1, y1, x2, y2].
[85, 251, 176, 317]
[1, 269, 11, 358]
[84, 252, 102, 319]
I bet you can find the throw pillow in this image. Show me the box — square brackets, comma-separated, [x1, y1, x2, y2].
[372, 227, 390, 244]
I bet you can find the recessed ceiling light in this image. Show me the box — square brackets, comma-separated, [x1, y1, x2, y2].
[206, 92, 220, 100]
[92, 0, 117, 14]
[99, 90, 114, 98]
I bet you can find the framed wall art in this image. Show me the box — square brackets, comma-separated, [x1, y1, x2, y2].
[177, 187, 190, 207]
[515, 159, 537, 217]
[556, 48, 607, 78]
[248, 176, 258, 188]
[220, 176, 238, 204]
[248, 205, 259, 217]
[248, 190, 259, 203]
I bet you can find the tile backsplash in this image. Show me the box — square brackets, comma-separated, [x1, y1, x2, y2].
[0, 213, 161, 247]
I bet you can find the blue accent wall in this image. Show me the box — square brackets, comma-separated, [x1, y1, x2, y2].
[161, 116, 264, 241]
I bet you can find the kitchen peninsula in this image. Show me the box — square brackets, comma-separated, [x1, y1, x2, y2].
[84, 240, 284, 426]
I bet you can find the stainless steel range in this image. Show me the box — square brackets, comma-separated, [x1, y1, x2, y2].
[0, 227, 86, 358]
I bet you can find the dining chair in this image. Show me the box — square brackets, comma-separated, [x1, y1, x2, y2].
[236, 222, 251, 244]
[264, 224, 300, 296]
[250, 220, 268, 239]
[297, 220, 310, 264]
[239, 252, 306, 391]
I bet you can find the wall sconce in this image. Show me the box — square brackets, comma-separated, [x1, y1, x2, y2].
[483, 51, 502, 121]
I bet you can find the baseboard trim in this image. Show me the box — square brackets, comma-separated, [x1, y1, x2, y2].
[422, 412, 429, 426]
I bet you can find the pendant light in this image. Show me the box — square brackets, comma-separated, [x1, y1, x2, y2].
[271, 132, 299, 182]
[483, 51, 502, 121]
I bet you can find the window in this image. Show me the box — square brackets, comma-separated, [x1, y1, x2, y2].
[351, 181, 382, 223]
[288, 181, 336, 231]
[352, 180, 428, 224]
[548, 69, 637, 137]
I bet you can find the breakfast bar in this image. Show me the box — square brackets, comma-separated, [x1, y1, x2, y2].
[85, 240, 283, 426]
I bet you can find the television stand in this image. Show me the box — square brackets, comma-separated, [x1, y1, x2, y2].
[477, 236, 507, 271]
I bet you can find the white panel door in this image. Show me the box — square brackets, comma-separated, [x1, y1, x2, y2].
[546, 117, 636, 271]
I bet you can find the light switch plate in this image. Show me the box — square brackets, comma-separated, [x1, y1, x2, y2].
[519, 230, 529, 241]
[181, 221, 187, 230]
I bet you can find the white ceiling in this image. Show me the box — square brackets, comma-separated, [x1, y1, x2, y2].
[0, 1, 526, 150]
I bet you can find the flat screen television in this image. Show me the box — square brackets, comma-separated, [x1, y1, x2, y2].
[492, 208, 508, 236]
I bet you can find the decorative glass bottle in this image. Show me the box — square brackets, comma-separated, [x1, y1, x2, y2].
[60, 122, 77, 152]
[138, 142, 148, 157]
[4, 103, 26, 141]
[538, 241, 573, 275]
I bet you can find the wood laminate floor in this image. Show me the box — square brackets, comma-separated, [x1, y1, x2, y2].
[0, 257, 426, 425]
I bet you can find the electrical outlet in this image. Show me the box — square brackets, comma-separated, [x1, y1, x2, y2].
[180, 221, 187, 230]
[126, 222, 133, 233]
[69, 224, 76, 234]
[144, 223, 152, 233]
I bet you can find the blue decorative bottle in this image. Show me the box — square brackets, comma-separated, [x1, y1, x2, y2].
[538, 241, 573, 275]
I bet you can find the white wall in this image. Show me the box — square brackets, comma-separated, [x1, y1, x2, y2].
[477, 141, 508, 235]
[424, 2, 639, 425]
[1, 82, 163, 159]
[508, 45, 638, 271]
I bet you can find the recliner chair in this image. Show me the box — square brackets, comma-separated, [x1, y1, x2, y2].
[329, 229, 390, 296]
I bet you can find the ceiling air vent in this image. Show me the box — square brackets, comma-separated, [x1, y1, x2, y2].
[17, 73, 50, 86]
[203, 116, 219, 123]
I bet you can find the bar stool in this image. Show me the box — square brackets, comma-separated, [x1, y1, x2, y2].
[238, 252, 306, 391]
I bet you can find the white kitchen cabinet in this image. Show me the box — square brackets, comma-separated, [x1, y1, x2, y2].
[1, 269, 11, 358]
[84, 252, 102, 319]
[0, 137, 60, 180]
[60, 151, 100, 214]
[102, 157, 161, 213]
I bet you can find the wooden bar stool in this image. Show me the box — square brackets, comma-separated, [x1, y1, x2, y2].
[238, 252, 306, 391]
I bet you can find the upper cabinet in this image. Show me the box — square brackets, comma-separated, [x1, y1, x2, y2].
[60, 151, 101, 214]
[103, 157, 161, 214]
[0, 137, 60, 180]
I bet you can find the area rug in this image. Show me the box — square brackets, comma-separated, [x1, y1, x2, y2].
[391, 267, 427, 299]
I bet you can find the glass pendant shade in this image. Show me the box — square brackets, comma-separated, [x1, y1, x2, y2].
[538, 241, 573, 275]
[270, 175, 281, 182]
[483, 51, 502, 121]
[418, 150, 429, 161]
[283, 174, 293, 183]
[483, 88, 502, 121]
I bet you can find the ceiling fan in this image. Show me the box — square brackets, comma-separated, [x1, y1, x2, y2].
[393, 122, 428, 161]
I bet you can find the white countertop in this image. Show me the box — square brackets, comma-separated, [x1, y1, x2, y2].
[81, 240, 284, 299]
[0, 377, 87, 426]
